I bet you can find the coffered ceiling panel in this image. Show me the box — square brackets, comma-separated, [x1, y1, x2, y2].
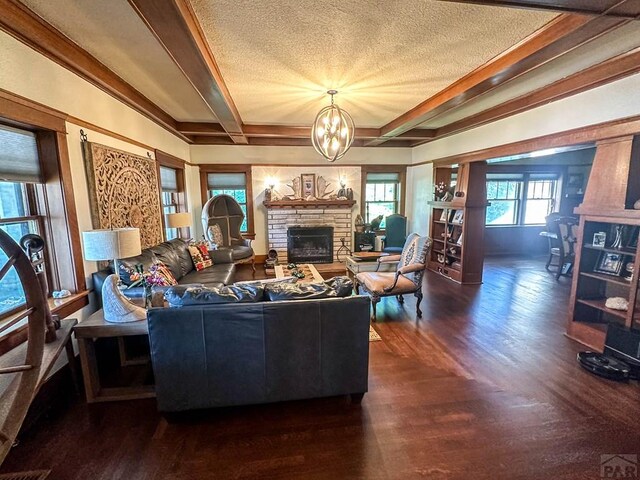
[190, 0, 556, 127]
[21, 0, 217, 122]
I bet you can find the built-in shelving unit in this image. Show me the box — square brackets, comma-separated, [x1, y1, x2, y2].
[567, 134, 640, 349]
[427, 162, 487, 284]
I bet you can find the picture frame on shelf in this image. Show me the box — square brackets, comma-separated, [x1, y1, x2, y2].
[439, 209, 448, 222]
[301, 173, 316, 198]
[456, 232, 463, 246]
[594, 251, 624, 276]
[567, 173, 584, 188]
[452, 210, 464, 225]
[592, 232, 606, 248]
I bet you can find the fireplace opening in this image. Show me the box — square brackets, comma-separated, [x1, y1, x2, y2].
[287, 226, 334, 264]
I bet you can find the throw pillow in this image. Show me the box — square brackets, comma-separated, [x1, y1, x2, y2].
[208, 224, 225, 247]
[188, 244, 213, 271]
[119, 261, 178, 287]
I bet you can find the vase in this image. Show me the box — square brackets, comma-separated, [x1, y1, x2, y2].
[143, 284, 152, 309]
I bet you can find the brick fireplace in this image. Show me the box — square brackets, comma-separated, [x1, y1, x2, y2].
[265, 201, 354, 263]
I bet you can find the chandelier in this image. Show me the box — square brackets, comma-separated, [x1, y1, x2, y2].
[311, 90, 355, 162]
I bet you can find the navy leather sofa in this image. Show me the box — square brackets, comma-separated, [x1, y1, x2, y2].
[147, 295, 371, 412]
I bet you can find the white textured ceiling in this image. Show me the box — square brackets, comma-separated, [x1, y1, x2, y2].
[21, 0, 217, 122]
[190, 0, 556, 127]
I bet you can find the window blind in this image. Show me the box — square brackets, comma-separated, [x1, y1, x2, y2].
[208, 172, 246, 189]
[366, 172, 399, 183]
[0, 124, 41, 183]
[159, 166, 178, 192]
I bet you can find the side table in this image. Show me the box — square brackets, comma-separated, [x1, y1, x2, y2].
[74, 309, 155, 403]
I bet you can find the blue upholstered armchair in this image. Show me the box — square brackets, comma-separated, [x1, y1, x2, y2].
[381, 214, 407, 254]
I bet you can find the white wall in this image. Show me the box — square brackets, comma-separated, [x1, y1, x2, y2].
[190, 145, 412, 252]
[1, 31, 192, 320]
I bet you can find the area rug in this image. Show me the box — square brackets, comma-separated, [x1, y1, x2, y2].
[369, 326, 381, 342]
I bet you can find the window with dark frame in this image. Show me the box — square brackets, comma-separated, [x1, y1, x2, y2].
[207, 172, 249, 233]
[0, 124, 45, 320]
[485, 172, 558, 226]
[364, 172, 400, 229]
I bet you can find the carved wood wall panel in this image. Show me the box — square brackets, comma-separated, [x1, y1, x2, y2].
[82, 142, 162, 248]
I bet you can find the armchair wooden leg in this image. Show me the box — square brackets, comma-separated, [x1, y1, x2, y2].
[371, 296, 380, 322]
[397, 294, 404, 304]
[415, 291, 423, 318]
[545, 253, 553, 271]
[251, 258, 256, 276]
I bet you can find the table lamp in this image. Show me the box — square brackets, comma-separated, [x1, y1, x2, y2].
[82, 228, 141, 279]
[82, 228, 143, 323]
[165, 212, 191, 240]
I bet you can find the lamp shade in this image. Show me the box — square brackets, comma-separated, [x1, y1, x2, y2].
[165, 212, 192, 229]
[82, 228, 141, 261]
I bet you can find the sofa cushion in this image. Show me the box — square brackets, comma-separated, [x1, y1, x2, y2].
[180, 263, 235, 287]
[164, 284, 264, 306]
[150, 241, 183, 281]
[265, 276, 353, 301]
[167, 238, 194, 277]
[188, 244, 213, 271]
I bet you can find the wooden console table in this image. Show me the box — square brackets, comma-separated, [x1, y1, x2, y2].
[74, 309, 154, 403]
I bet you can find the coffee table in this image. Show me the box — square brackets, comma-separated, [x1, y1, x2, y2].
[274, 263, 324, 283]
[74, 309, 155, 403]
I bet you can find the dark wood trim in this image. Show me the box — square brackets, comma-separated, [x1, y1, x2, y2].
[366, 14, 626, 145]
[360, 165, 408, 220]
[36, 131, 86, 293]
[437, 0, 640, 19]
[0, 0, 190, 143]
[263, 199, 356, 209]
[191, 136, 414, 147]
[129, 0, 247, 144]
[419, 47, 640, 145]
[0, 88, 67, 133]
[413, 114, 640, 167]
[199, 164, 255, 235]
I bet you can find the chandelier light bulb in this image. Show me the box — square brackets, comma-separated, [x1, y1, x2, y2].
[311, 90, 355, 162]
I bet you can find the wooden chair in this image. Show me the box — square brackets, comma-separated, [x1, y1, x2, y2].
[544, 214, 578, 279]
[354, 233, 432, 321]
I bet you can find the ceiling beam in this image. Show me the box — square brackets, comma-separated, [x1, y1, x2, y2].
[129, 0, 247, 144]
[365, 13, 627, 146]
[178, 122, 436, 140]
[412, 46, 640, 147]
[191, 136, 414, 147]
[0, 0, 190, 142]
[436, 1, 640, 19]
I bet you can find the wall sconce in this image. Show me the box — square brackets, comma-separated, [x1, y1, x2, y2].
[265, 177, 279, 202]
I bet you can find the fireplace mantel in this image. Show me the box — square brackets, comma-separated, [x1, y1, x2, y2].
[263, 199, 356, 209]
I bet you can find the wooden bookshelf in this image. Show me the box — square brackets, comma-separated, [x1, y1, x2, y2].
[427, 162, 487, 284]
[567, 134, 640, 349]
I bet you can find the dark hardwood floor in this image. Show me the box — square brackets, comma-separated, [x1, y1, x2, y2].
[3, 257, 639, 479]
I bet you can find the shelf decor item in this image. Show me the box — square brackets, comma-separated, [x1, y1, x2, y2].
[592, 232, 607, 248]
[452, 210, 464, 225]
[605, 297, 628, 311]
[594, 251, 624, 276]
[611, 225, 625, 249]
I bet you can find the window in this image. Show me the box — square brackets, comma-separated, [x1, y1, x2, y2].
[364, 172, 401, 229]
[524, 175, 557, 225]
[207, 172, 249, 232]
[160, 166, 179, 240]
[486, 174, 522, 225]
[485, 172, 558, 226]
[0, 125, 43, 318]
